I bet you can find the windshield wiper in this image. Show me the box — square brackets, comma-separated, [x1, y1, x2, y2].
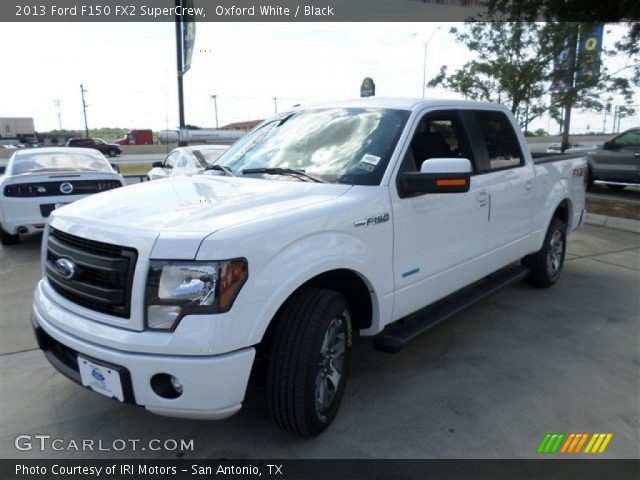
[205, 164, 236, 177]
[241, 167, 326, 183]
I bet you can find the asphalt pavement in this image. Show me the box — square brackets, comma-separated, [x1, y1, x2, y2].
[0, 224, 638, 459]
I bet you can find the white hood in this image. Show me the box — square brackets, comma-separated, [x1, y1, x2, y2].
[51, 174, 351, 237]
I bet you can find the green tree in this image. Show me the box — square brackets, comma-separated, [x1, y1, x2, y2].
[428, 22, 638, 131]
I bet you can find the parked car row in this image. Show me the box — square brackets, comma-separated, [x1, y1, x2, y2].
[586, 128, 640, 190]
[147, 145, 228, 180]
[0, 148, 125, 244]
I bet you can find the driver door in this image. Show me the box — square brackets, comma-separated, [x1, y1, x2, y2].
[390, 109, 490, 321]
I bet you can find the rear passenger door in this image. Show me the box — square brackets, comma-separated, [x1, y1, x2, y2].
[468, 109, 535, 271]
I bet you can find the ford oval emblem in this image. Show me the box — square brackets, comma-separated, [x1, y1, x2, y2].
[60, 182, 74, 194]
[54, 258, 77, 280]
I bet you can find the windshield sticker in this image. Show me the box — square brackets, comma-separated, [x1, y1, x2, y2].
[361, 154, 381, 166]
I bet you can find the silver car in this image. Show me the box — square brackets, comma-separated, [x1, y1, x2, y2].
[587, 128, 640, 190]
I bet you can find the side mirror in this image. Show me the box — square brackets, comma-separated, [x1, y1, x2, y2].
[400, 158, 472, 196]
[152, 161, 164, 168]
[110, 163, 120, 173]
[603, 140, 612, 150]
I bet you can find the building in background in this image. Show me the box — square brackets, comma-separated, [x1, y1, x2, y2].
[220, 119, 263, 132]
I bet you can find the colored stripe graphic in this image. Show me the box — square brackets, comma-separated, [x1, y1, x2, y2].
[537, 433, 565, 453]
[584, 433, 613, 453]
[540, 433, 613, 454]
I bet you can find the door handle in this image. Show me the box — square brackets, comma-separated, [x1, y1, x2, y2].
[476, 190, 489, 207]
[634, 153, 640, 158]
[525, 180, 534, 191]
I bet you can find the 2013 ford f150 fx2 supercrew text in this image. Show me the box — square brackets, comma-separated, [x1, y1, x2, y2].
[31, 99, 586, 437]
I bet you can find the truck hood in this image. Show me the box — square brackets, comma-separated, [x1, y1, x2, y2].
[51, 174, 352, 237]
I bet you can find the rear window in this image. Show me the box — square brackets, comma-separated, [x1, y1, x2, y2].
[472, 110, 523, 170]
[12, 152, 110, 175]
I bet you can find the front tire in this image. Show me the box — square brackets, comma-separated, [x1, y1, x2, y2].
[108, 149, 118, 157]
[266, 288, 352, 437]
[522, 217, 566, 288]
[0, 228, 20, 245]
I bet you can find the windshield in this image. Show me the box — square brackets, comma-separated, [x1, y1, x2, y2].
[215, 108, 410, 185]
[191, 148, 226, 168]
[11, 152, 111, 175]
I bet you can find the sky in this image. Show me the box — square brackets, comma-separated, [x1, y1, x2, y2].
[1, 22, 638, 135]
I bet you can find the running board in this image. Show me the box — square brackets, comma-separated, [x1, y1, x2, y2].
[373, 266, 529, 354]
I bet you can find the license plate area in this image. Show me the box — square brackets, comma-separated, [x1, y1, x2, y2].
[78, 356, 125, 402]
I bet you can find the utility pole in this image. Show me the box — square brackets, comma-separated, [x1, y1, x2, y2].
[560, 30, 579, 153]
[53, 99, 63, 144]
[210, 94, 219, 128]
[273, 97, 278, 114]
[175, 0, 186, 146]
[79, 85, 89, 138]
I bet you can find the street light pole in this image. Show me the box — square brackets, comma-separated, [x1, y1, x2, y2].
[273, 97, 278, 114]
[79, 85, 89, 138]
[422, 42, 427, 98]
[53, 99, 63, 144]
[413, 28, 438, 98]
[210, 94, 219, 128]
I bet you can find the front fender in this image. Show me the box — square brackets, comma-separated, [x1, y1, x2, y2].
[246, 230, 390, 345]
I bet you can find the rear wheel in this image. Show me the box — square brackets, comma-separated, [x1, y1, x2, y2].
[266, 288, 352, 437]
[522, 217, 566, 288]
[0, 228, 20, 245]
[605, 184, 626, 191]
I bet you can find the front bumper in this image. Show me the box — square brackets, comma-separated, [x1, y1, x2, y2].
[32, 303, 255, 420]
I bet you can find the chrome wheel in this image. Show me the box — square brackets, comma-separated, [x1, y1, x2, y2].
[315, 315, 346, 419]
[547, 229, 564, 277]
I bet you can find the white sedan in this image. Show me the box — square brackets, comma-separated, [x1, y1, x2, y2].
[147, 145, 229, 181]
[0, 147, 125, 245]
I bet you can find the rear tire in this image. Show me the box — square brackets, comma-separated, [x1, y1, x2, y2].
[0, 228, 20, 245]
[266, 288, 352, 437]
[605, 184, 625, 191]
[522, 217, 566, 288]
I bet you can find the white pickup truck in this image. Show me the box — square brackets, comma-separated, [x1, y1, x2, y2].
[32, 99, 586, 437]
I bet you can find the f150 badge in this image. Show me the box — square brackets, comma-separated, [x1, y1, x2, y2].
[354, 213, 390, 228]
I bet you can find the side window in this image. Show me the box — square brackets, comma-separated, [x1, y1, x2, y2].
[164, 151, 180, 168]
[472, 110, 523, 171]
[614, 130, 640, 147]
[407, 113, 472, 172]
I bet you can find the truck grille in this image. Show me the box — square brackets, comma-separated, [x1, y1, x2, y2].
[45, 228, 138, 318]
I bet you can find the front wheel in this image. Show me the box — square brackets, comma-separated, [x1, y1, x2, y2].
[522, 217, 566, 288]
[108, 149, 118, 157]
[266, 288, 352, 437]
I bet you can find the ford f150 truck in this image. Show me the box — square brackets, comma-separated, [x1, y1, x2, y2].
[31, 99, 586, 437]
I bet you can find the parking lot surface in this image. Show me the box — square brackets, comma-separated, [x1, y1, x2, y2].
[0, 225, 638, 459]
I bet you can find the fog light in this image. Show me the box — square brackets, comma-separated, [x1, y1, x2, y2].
[170, 376, 183, 394]
[147, 305, 181, 330]
[150, 373, 183, 399]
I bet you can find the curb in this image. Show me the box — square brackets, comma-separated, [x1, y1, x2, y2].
[584, 213, 640, 234]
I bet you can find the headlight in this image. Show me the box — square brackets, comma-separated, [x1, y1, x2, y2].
[145, 259, 248, 330]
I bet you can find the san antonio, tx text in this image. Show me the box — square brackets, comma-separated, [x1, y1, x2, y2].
[15, 463, 284, 477]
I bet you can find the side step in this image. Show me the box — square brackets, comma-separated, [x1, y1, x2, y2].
[373, 266, 529, 353]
